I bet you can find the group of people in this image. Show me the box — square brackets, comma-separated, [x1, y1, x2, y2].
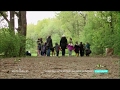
[37, 34, 91, 57]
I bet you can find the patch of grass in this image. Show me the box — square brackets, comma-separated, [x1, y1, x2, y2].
[31, 53, 37, 56]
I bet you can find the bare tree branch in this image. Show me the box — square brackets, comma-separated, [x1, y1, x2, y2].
[0, 11, 10, 24]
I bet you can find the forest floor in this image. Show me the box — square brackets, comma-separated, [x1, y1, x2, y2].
[0, 56, 120, 79]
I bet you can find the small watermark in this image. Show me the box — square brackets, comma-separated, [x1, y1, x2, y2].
[44, 70, 93, 73]
[12, 68, 29, 73]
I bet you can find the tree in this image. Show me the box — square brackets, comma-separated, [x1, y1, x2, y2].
[0, 11, 27, 57]
[0, 11, 15, 31]
[10, 11, 15, 31]
[15, 11, 27, 56]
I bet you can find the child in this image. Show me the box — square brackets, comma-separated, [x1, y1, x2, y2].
[82, 43, 85, 56]
[67, 41, 74, 56]
[74, 41, 80, 57]
[54, 43, 60, 57]
[51, 47, 55, 56]
[41, 42, 47, 56]
[26, 51, 31, 56]
[85, 42, 91, 56]
[37, 42, 41, 56]
[79, 42, 84, 57]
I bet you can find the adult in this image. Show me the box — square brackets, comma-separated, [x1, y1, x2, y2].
[60, 34, 68, 56]
[46, 35, 53, 56]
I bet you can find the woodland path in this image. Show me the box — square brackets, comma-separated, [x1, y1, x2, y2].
[0, 56, 120, 79]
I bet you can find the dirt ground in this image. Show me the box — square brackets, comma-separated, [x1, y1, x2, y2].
[0, 56, 120, 79]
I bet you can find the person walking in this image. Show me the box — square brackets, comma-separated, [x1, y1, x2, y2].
[46, 35, 53, 56]
[54, 43, 61, 57]
[74, 41, 80, 57]
[67, 41, 74, 56]
[79, 42, 84, 57]
[60, 34, 68, 56]
[85, 42, 91, 56]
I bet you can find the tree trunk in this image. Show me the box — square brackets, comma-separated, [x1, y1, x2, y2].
[17, 11, 27, 56]
[17, 11, 27, 36]
[17, 11, 22, 33]
[10, 11, 15, 31]
[0, 11, 10, 25]
[21, 11, 27, 36]
[0, 11, 27, 57]
[109, 12, 113, 33]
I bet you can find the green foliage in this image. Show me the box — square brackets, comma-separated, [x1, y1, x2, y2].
[0, 28, 20, 57]
[26, 11, 120, 56]
[25, 37, 36, 54]
[0, 28, 33, 57]
[27, 18, 64, 53]
[56, 11, 85, 39]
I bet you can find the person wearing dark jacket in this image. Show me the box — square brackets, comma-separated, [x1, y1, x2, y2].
[74, 41, 80, 57]
[85, 42, 91, 56]
[46, 35, 53, 56]
[54, 43, 60, 56]
[26, 51, 31, 56]
[60, 34, 68, 56]
[79, 42, 84, 57]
